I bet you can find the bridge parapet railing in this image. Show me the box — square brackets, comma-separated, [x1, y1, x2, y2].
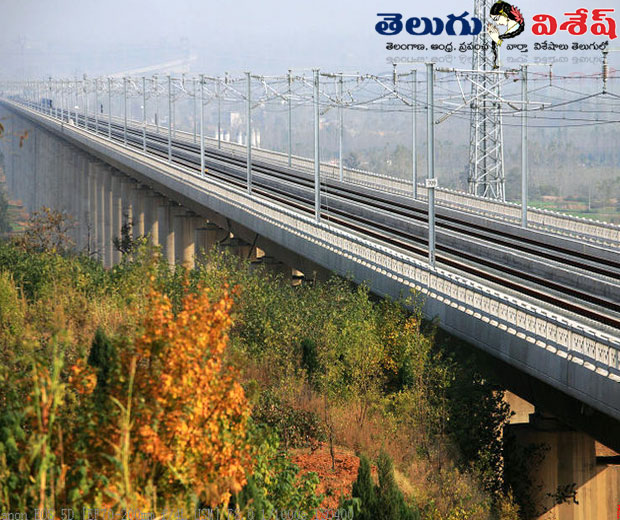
[415, 186, 620, 247]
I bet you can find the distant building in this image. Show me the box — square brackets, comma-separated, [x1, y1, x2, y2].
[230, 112, 242, 127]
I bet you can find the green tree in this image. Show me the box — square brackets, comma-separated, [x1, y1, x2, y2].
[349, 455, 375, 520]
[376, 451, 419, 520]
[18, 207, 75, 253]
[344, 152, 362, 170]
[342, 452, 420, 520]
[443, 340, 510, 496]
[87, 328, 117, 398]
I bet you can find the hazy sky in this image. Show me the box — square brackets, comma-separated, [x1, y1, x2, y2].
[1, 0, 616, 77]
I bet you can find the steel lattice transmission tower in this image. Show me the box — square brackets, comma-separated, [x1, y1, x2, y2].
[468, 0, 506, 200]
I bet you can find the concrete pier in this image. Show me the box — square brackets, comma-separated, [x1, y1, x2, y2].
[173, 212, 197, 269]
[195, 222, 223, 259]
[111, 173, 123, 264]
[158, 202, 183, 265]
[144, 193, 164, 246]
[97, 165, 106, 263]
[132, 185, 146, 237]
[257, 255, 292, 282]
[87, 162, 98, 256]
[103, 169, 113, 267]
[508, 416, 620, 520]
[221, 236, 251, 260]
[120, 178, 135, 237]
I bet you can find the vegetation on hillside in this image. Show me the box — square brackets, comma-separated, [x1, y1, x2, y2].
[0, 208, 524, 519]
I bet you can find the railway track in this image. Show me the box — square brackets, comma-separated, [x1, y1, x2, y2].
[26, 104, 620, 330]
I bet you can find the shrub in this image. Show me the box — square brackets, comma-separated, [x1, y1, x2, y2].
[349, 455, 374, 520]
[252, 390, 326, 451]
[232, 424, 322, 518]
[375, 451, 420, 520]
[0, 270, 25, 348]
[300, 337, 319, 382]
[17, 206, 75, 254]
[342, 452, 420, 520]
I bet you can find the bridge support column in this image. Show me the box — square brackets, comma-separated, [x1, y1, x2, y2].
[85, 162, 96, 256]
[111, 174, 123, 265]
[57, 144, 68, 235]
[256, 256, 292, 282]
[70, 150, 79, 222]
[507, 417, 620, 519]
[54, 139, 63, 212]
[78, 153, 93, 254]
[12, 128, 20, 208]
[42, 132, 49, 209]
[120, 178, 135, 237]
[68, 150, 78, 246]
[61, 145, 72, 215]
[173, 212, 198, 269]
[27, 136, 35, 210]
[44, 133, 53, 210]
[90, 162, 101, 259]
[23, 127, 32, 212]
[96, 165, 107, 263]
[37, 133, 45, 208]
[39, 132, 48, 208]
[7, 118, 15, 200]
[102, 168, 113, 268]
[131, 186, 146, 237]
[77, 155, 87, 251]
[292, 269, 305, 286]
[221, 236, 250, 260]
[144, 193, 164, 246]
[32, 129, 39, 212]
[72, 152, 80, 248]
[158, 202, 182, 266]
[195, 222, 223, 261]
[242, 242, 262, 262]
[28, 126, 38, 212]
[51, 141, 59, 212]
[237, 240, 256, 261]
[32, 130, 40, 212]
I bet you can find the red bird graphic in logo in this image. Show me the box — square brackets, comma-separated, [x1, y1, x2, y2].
[487, 1, 525, 68]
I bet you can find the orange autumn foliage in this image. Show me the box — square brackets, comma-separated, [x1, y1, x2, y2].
[66, 283, 253, 509]
[130, 285, 252, 506]
[68, 358, 97, 396]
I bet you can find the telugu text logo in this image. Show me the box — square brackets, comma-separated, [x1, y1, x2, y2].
[375, 12, 482, 36]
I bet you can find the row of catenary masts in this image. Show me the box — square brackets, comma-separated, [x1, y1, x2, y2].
[2, 69, 547, 107]
[5, 70, 620, 124]
[12, 76, 620, 111]
[16, 74, 431, 113]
